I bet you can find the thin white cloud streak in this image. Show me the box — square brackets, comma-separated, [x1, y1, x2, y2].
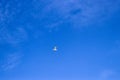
[33, 0, 120, 29]
[1, 52, 23, 71]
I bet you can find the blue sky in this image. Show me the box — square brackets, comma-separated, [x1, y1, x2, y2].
[0, 0, 120, 80]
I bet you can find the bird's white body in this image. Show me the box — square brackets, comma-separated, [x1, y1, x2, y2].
[53, 46, 57, 51]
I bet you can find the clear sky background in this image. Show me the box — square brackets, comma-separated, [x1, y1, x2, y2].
[0, 0, 120, 80]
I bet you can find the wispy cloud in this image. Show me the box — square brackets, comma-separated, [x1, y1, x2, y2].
[99, 69, 116, 80]
[1, 52, 23, 71]
[0, 0, 119, 41]
[34, 0, 120, 29]
[0, 26, 28, 46]
[0, 1, 29, 46]
[0, 0, 22, 25]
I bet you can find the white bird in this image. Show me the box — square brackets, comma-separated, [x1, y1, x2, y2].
[53, 46, 58, 52]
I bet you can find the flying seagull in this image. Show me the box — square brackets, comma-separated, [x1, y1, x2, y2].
[53, 46, 58, 52]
